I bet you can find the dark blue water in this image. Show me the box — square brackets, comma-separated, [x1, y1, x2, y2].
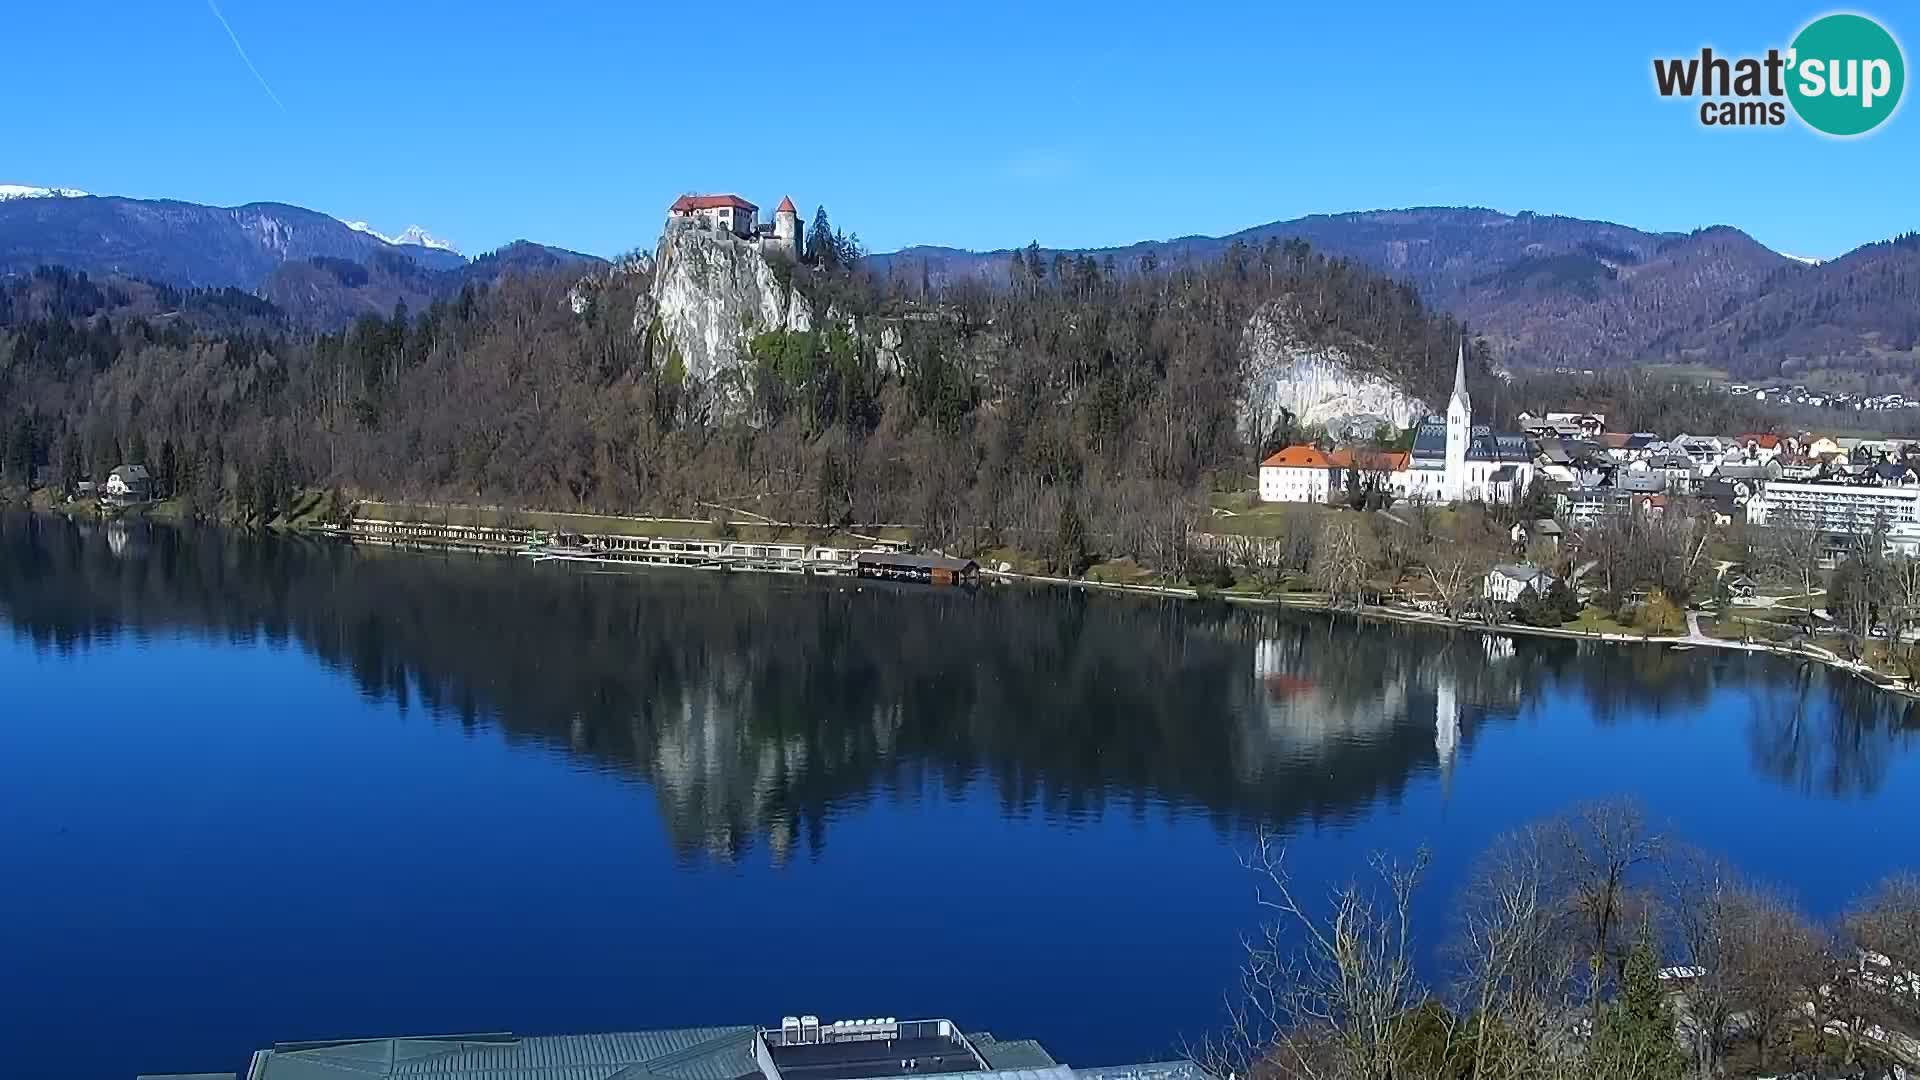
[3, 514, 1919, 1079]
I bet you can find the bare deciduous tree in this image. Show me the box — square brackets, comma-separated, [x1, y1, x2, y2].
[1201, 832, 1434, 1080]
[1311, 516, 1374, 610]
[1423, 546, 1491, 624]
[1552, 798, 1664, 1013]
[1450, 821, 1579, 1080]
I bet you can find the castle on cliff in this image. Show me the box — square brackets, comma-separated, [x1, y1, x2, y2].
[666, 193, 801, 260]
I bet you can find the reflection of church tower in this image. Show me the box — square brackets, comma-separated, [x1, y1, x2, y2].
[1434, 664, 1459, 795]
[1444, 341, 1471, 502]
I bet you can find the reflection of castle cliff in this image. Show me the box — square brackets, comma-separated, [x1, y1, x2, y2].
[17, 514, 1798, 862]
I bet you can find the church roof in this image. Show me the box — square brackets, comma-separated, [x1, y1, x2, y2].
[1467, 433, 1532, 462]
[1450, 341, 1471, 413]
[1411, 422, 1449, 458]
[776, 195, 797, 213]
[670, 193, 758, 212]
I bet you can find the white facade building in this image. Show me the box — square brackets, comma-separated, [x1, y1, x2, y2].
[1484, 564, 1556, 604]
[1258, 446, 1334, 503]
[1746, 480, 1920, 557]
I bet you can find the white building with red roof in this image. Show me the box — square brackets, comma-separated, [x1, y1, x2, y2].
[667, 193, 801, 260]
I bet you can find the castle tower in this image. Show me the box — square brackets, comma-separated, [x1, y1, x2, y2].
[773, 195, 800, 261]
[1444, 340, 1471, 501]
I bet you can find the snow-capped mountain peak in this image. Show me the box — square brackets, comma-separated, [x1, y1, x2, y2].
[1782, 252, 1824, 266]
[340, 218, 460, 255]
[0, 184, 90, 202]
[391, 225, 458, 253]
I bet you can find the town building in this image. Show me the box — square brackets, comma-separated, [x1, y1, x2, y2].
[667, 193, 802, 259]
[1484, 564, 1556, 605]
[105, 463, 151, 502]
[853, 551, 979, 585]
[1255, 446, 1408, 505]
[1398, 345, 1534, 504]
[1258, 445, 1334, 503]
[1745, 478, 1920, 554]
[1557, 472, 1668, 527]
[142, 1014, 1213, 1080]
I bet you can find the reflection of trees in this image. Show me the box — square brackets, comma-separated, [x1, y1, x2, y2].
[1742, 661, 1920, 797]
[7, 515, 1915, 861]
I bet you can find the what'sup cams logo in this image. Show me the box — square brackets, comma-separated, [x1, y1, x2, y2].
[1654, 12, 1905, 135]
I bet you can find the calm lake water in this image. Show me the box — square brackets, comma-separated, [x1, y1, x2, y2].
[4, 514, 1920, 1079]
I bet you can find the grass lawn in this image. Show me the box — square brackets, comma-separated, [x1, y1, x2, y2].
[1203, 493, 1335, 538]
[1083, 557, 1160, 586]
[1561, 607, 1643, 636]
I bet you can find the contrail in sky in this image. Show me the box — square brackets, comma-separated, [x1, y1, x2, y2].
[205, 0, 285, 111]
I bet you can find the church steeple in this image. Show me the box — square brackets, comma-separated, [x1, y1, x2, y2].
[1450, 339, 1471, 415]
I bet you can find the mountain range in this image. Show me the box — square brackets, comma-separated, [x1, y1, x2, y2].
[875, 208, 1920, 385]
[3, 186, 1914, 386]
[0, 187, 602, 327]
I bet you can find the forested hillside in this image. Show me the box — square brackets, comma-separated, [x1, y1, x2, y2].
[2, 237, 1480, 566]
[1665, 232, 1920, 384]
[878, 207, 1920, 387]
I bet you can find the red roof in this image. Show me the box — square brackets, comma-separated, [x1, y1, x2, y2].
[669, 193, 757, 213]
[1260, 446, 1332, 469]
[776, 195, 797, 214]
[1326, 448, 1410, 472]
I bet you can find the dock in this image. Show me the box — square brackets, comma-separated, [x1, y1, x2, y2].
[346, 516, 939, 580]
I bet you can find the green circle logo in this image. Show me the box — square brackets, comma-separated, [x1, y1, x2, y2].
[1787, 13, 1906, 136]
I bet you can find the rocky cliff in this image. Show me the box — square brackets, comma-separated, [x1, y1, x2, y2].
[641, 222, 811, 408]
[1239, 303, 1430, 441]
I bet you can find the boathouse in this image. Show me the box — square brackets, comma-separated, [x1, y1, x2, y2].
[853, 552, 979, 585]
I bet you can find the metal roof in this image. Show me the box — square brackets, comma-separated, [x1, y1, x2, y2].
[973, 1042, 1058, 1071]
[248, 1026, 758, 1080]
[1073, 1064, 1214, 1080]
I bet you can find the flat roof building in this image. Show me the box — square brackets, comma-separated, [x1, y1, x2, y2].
[142, 1016, 1211, 1080]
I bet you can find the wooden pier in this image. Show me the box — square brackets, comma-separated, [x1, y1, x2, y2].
[346, 516, 913, 578]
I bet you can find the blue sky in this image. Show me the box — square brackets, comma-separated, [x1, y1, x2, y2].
[6, 0, 1913, 259]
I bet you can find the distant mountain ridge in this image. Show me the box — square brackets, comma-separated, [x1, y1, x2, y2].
[4, 188, 1913, 382]
[0, 189, 606, 328]
[0, 191, 469, 289]
[874, 207, 1919, 383]
[261, 240, 605, 326]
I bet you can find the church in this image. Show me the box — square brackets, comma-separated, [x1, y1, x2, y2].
[1396, 344, 1534, 504]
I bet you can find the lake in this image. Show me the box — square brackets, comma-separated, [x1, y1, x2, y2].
[3, 513, 1919, 1080]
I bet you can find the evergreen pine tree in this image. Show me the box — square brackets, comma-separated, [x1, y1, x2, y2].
[808, 207, 834, 269]
[159, 439, 178, 499]
[1590, 927, 1685, 1080]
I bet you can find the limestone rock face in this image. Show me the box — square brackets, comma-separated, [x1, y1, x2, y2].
[644, 222, 811, 410]
[1240, 302, 1429, 440]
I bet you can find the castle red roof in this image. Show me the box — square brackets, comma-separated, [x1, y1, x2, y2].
[669, 194, 757, 213]
[776, 195, 797, 214]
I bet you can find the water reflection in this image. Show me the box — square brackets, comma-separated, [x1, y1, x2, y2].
[3, 514, 1916, 863]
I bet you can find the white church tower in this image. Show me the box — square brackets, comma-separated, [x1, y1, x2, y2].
[1443, 340, 1471, 502]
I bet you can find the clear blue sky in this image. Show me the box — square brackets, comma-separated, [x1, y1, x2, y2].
[6, 0, 1913, 259]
